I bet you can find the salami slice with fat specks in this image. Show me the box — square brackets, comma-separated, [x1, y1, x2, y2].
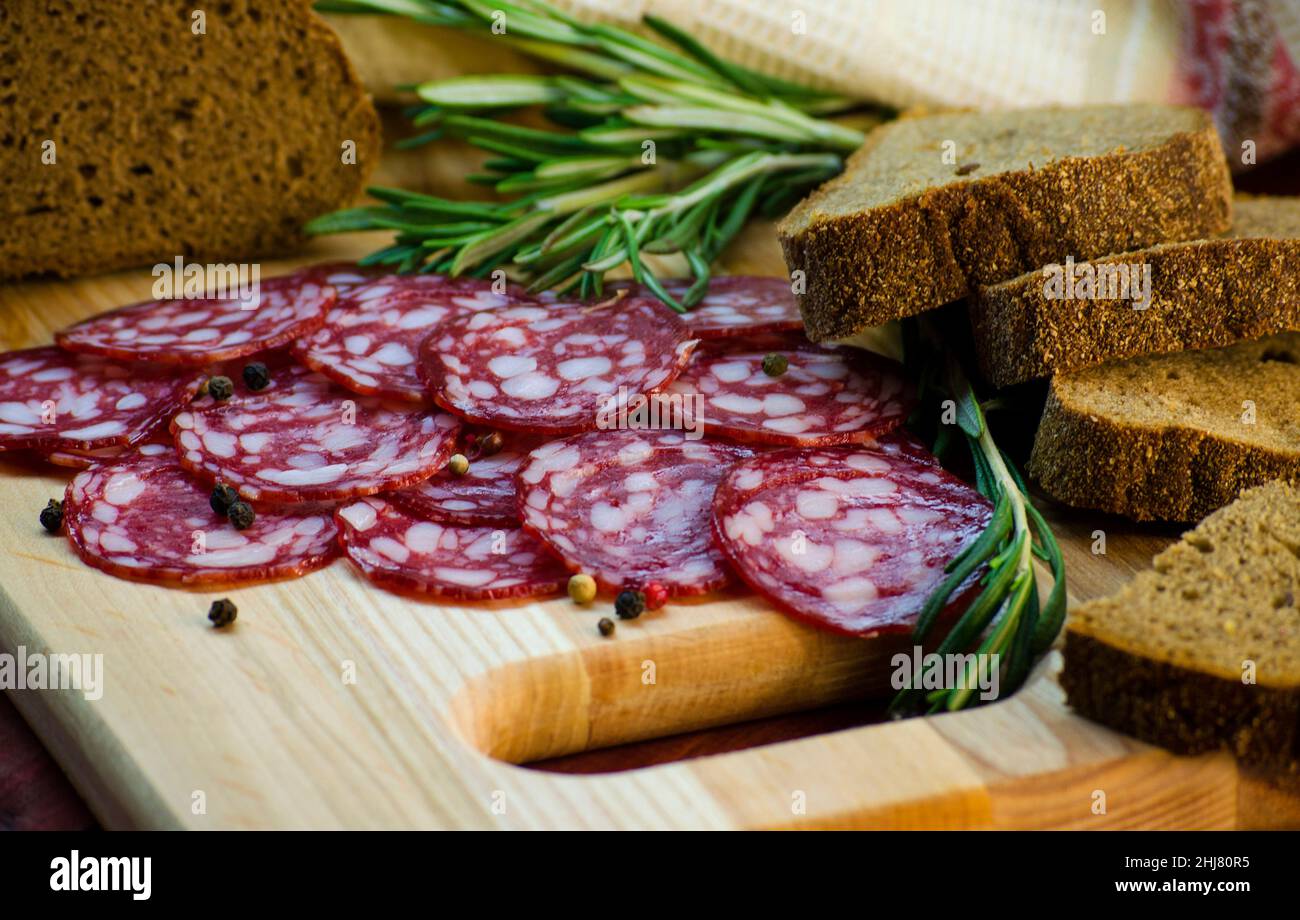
[291, 275, 534, 402]
[389, 434, 545, 527]
[712, 446, 992, 637]
[517, 430, 753, 597]
[41, 440, 172, 470]
[171, 372, 461, 503]
[64, 456, 339, 586]
[55, 272, 333, 366]
[620, 276, 802, 338]
[665, 343, 913, 446]
[0, 347, 204, 452]
[336, 496, 567, 600]
[419, 298, 697, 435]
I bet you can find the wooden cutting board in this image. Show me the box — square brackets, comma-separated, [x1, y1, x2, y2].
[0, 225, 1294, 830]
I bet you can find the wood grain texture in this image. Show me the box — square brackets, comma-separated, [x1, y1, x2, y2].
[0, 224, 1294, 829]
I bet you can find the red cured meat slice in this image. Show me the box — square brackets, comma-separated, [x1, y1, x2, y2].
[335, 496, 566, 601]
[41, 440, 172, 470]
[291, 275, 535, 402]
[55, 272, 334, 366]
[712, 447, 992, 637]
[171, 373, 461, 503]
[665, 344, 914, 446]
[64, 456, 339, 586]
[517, 430, 753, 597]
[619, 276, 802, 338]
[388, 433, 545, 527]
[0, 347, 203, 452]
[419, 297, 697, 435]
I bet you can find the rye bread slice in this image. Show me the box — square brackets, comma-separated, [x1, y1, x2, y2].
[778, 104, 1232, 342]
[1060, 480, 1300, 774]
[970, 196, 1300, 387]
[0, 0, 380, 280]
[1029, 334, 1300, 522]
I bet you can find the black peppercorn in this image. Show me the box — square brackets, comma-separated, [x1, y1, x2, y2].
[478, 431, 504, 457]
[598, 617, 616, 637]
[241, 362, 270, 391]
[614, 590, 646, 620]
[209, 483, 238, 517]
[39, 499, 64, 533]
[227, 500, 255, 530]
[207, 375, 234, 401]
[208, 598, 237, 628]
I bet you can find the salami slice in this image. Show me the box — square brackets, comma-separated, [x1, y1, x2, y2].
[64, 455, 339, 586]
[712, 447, 992, 637]
[291, 275, 534, 402]
[55, 272, 333, 366]
[665, 343, 913, 446]
[336, 496, 566, 600]
[389, 433, 544, 527]
[517, 430, 753, 596]
[0, 347, 203, 452]
[171, 373, 461, 502]
[42, 440, 172, 470]
[620, 276, 802, 338]
[419, 298, 697, 435]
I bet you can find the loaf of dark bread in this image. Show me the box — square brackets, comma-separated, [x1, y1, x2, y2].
[1061, 480, 1300, 774]
[0, 0, 380, 280]
[970, 196, 1300, 387]
[1029, 334, 1300, 522]
[778, 105, 1233, 342]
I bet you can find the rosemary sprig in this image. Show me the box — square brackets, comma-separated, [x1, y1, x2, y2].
[889, 323, 1067, 715]
[309, 0, 880, 305]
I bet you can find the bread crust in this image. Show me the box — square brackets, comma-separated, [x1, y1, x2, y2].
[0, 0, 381, 280]
[778, 106, 1233, 341]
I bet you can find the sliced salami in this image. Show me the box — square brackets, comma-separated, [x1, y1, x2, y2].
[712, 447, 992, 637]
[389, 433, 544, 527]
[517, 430, 753, 597]
[64, 455, 339, 586]
[55, 272, 333, 366]
[291, 275, 534, 402]
[665, 343, 913, 446]
[620, 276, 802, 338]
[171, 373, 461, 502]
[336, 496, 567, 600]
[42, 440, 172, 470]
[0, 347, 203, 452]
[419, 298, 697, 435]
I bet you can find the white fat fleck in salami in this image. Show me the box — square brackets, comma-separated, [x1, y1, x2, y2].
[712, 446, 992, 637]
[388, 433, 545, 527]
[171, 372, 461, 502]
[291, 274, 535, 402]
[336, 496, 567, 601]
[665, 342, 914, 446]
[517, 430, 753, 596]
[64, 455, 338, 586]
[619, 276, 803, 338]
[0, 346, 204, 452]
[55, 272, 333, 366]
[419, 297, 697, 435]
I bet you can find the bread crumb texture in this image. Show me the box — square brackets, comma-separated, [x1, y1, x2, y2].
[1061, 480, 1300, 772]
[0, 0, 380, 279]
[970, 196, 1300, 386]
[778, 104, 1232, 341]
[1029, 333, 1300, 521]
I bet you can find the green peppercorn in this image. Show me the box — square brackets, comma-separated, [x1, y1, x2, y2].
[598, 617, 616, 638]
[242, 362, 270, 391]
[568, 573, 597, 605]
[39, 498, 64, 534]
[447, 453, 470, 476]
[207, 375, 234, 401]
[227, 500, 255, 530]
[209, 483, 238, 517]
[478, 431, 504, 457]
[615, 589, 646, 620]
[208, 598, 238, 628]
[762, 353, 788, 377]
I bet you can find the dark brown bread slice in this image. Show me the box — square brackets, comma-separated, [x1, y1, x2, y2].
[1029, 334, 1300, 522]
[778, 104, 1233, 342]
[1060, 480, 1300, 773]
[970, 196, 1300, 387]
[0, 0, 379, 280]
